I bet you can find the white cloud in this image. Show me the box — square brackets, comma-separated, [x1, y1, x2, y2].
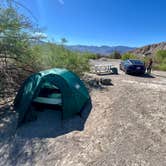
[33, 32, 48, 38]
[58, 0, 65, 5]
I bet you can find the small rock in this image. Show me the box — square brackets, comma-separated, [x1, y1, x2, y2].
[88, 78, 100, 88]
[100, 78, 112, 85]
[82, 74, 101, 89]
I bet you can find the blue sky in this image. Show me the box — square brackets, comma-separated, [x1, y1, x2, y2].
[18, 0, 166, 47]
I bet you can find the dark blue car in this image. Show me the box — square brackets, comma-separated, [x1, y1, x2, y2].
[120, 59, 146, 75]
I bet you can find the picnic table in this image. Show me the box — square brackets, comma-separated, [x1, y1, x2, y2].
[91, 64, 118, 75]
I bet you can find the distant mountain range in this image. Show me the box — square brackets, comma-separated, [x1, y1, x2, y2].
[34, 40, 166, 56]
[66, 45, 136, 55]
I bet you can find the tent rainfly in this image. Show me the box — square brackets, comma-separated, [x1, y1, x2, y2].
[14, 68, 90, 125]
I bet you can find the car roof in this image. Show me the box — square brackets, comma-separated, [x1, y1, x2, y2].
[127, 59, 144, 64]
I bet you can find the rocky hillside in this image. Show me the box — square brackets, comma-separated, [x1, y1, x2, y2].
[129, 42, 166, 56]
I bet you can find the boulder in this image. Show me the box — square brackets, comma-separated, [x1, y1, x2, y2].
[100, 78, 112, 85]
[82, 74, 101, 89]
[88, 78, 100, 87]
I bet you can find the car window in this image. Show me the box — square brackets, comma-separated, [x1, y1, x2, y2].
[130, 60, 143, 65]
[124, 60, 130, 65]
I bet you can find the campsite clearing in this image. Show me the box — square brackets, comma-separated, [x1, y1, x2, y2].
[0, 59, 166, 166]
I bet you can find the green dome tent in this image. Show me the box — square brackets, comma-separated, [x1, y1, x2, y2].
[14, 68, 90, 125]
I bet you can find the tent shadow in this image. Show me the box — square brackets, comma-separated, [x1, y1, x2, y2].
[16, 99, 92, 139]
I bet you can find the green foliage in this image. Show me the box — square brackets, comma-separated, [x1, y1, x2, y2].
[31, 43, 90, 76]
[154, 63, 166, 71]
[155, 50, 166, 63]
[121, 53, 138, 60]
[0, 1, 43, 71]
[153, 50, 166, 71]
[61, 38, 68, 45]
[0, 0, 45, 98]
[83, 53, 100, 60]
[0, 1, 90, 79]
[109, 51, 121, 59]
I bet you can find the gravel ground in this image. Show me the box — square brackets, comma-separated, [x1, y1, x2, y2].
[0, 59, 166, 166]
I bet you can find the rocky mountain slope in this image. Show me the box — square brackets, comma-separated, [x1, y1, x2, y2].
[129, 42, 166, 56]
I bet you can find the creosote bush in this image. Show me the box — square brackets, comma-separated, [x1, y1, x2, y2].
[31, 43, 91, 76]
[109, 51, 121, 59]
[121, 53, 138, 60]
[153, 50, 166, 71]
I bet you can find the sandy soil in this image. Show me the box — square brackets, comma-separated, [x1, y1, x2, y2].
[0, 59, 166, 166]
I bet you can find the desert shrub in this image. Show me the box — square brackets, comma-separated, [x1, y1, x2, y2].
[32, 43, 90, 76]
[153, 63, 166, 71]
[0, 1, 45, 100]
[0, 0, 90, 80]
[153, 51, 166, 71]
[109, 51, 121, 59]
[83, 53, 100, 60]
[121, 53, 138, 60]
[155, 50, 166, 63]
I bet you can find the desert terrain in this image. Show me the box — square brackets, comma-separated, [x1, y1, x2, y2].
[0, 59, 166, 166]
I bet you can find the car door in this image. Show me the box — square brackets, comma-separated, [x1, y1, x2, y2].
[121, 60, 128, 71]
[123, 60, 130, 71]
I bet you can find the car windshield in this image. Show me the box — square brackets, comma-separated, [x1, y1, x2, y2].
[129, 60, 144, 65]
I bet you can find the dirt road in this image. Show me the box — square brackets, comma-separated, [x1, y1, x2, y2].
[1, 59, 166, 166]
